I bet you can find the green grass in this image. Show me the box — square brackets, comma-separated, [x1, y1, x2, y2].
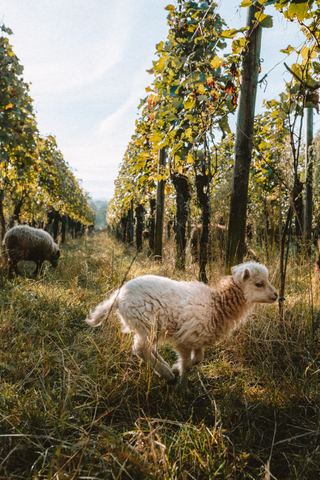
[0, 232, 319, 479]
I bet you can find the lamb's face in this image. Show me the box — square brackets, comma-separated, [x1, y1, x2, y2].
[231, 262, 278, 304]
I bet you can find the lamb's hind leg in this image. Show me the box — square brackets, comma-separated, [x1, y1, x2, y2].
[132, 335, 175, 383]
[152, 346, 177, 384]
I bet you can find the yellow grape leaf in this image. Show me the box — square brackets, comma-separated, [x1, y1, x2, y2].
[288, 2, 308, 21]
[301, 45, 317, 59]
[151, 132, 162, 144]
[155, 57, 165, 71]
[280, 45, 294, 55]
[184, 99, 195, 110]
[185, 127, 193, 141]
[310, 49, 317, 59]
[197, 84, 206, 94]
[164, 184, 171, 195]
[187, 153, 193, 164]
[210, 56, 221, 69]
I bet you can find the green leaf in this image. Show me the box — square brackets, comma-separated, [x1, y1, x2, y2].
[166, 113, 179, 122]
[219, 116, 231, 134]
[171, 97, 183, 109]
[290, 84, 300, 95]
[312, 61, 320, 74]
[305, 101, 318, 110]
[197, 95, 208, 101]
[1, 25, 13, 35]
[279, 92, 288, 103]
[171, 56, 187, 68]
[254, 12, 273, 28]
[169, 85, 179, 97]
[201, 2, 210, 10]
[305, 74, 318, 88]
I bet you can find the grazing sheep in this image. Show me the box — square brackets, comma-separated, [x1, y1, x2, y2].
[3, 225, 60, 276]
[86, 262, 278, 393]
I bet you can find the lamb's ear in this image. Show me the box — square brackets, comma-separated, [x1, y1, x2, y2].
[243, 268, 250, 281]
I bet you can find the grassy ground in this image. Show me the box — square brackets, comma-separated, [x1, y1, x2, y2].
[0, 232, 319, 479]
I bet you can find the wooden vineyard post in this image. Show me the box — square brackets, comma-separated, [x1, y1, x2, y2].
[304, 107, 313, 256]
[225, 2, 265, 273]
[154, 148, 166, 260]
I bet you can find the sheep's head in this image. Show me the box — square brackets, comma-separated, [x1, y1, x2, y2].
[50, 247, 60, 268]
[231, 262, 278, 304]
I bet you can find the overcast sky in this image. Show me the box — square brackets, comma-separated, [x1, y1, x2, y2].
[1, 1, 316, 200]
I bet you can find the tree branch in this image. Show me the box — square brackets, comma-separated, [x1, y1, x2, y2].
[284, 62, 320, 91]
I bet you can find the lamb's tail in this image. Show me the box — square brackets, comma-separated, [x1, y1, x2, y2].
[85, 290, 119, 327]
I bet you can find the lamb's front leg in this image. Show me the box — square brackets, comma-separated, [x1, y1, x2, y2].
[191, 348, 204, 366]
[172, 347, 194, 394]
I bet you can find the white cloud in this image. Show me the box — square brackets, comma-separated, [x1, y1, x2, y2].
[61, 69, 152, 199]
[98, 70, 149, 135]
[4, 0, 133, 95]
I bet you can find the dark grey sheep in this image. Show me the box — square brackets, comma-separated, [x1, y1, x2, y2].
[3, 225, 60, 276]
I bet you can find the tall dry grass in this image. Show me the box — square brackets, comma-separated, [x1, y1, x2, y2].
[0, 232, 319, 479]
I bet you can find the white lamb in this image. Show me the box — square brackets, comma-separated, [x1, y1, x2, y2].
[85, 262, 278, 393]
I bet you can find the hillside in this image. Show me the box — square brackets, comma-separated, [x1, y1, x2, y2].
[91, 199, 109, 230]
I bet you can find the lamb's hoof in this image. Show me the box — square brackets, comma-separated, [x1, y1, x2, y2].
[167, 376, 178, 386]
[176, 378, 192, 398]
[172, 364, 180, 378]
[176, 385, 192, 398]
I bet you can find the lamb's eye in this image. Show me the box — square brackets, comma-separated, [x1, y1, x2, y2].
[255, 282, 264, 288]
